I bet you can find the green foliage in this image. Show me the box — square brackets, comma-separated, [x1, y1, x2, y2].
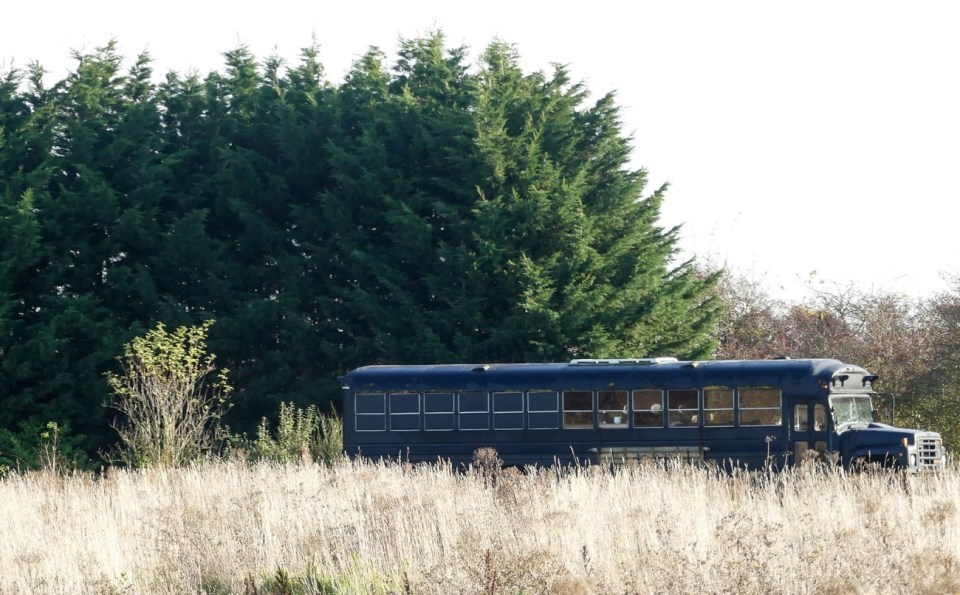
[38, 421, 69, 474]
[1, 32, 723, 459]
[0, 427, 32, 473]
[310, 34, 720, 365]
[903, 287, 960, 449]
[254, 402, 343, 465]
[461, 42, 721, 361]
[106, 321, 232, 467]
[243, 559, 404, 595]
[0, 420, 91, 474]
[254, 402, 316, 462]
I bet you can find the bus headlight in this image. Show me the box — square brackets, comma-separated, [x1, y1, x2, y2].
[910, 454, 917, 467]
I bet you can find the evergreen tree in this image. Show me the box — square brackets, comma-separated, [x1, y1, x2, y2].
[465, 41, 720, 361]
[295, 32, 721, 371]
[0, 44, 137, 452]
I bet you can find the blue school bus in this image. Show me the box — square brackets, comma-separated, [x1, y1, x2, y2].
[340, 358, 946, 470]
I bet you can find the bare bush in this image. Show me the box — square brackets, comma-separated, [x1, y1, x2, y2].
[715, 268, 952, 433]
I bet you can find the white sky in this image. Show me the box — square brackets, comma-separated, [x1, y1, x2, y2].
[5, 1, 959, 302]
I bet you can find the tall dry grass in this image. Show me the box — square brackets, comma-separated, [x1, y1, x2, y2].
[1, 459, 958, 594]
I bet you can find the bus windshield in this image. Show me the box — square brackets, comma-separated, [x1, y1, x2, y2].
[831, 395, 874, 426]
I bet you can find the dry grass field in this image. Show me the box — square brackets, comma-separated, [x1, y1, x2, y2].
[1, 458, 958, 594]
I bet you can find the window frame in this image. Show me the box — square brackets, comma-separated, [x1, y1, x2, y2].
[458, 391, 490, 431]
[355, 392, 387, 432]
[667, 388, 700, 427]
[562, 390, 594, 429]
[493, 391, 524, 430]
[598, 389, 629, 427]
[388, 392, 420, 432]
[738, 387, 782, 427]
[632, 389, 664, 428]
[423, 392, 455, 431]
[527, 390, 560, 430]
[703, 387, 734, 427]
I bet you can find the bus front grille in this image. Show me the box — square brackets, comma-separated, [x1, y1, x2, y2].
[917, 436, 943, 468]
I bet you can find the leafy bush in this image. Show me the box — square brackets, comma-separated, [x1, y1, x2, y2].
[254, 402, 343, 465]
[106, 321, 232, 468]
[0, 421, 91, 475]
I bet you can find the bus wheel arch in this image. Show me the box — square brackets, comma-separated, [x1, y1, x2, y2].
[850, 454, 899, 472]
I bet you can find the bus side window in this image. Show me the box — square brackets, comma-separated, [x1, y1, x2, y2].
[563, 391, 593, 429]
[739, 388, 782, 426]
[424, 393, 455, 431]
[355, 393, 387, 432]
[668, 389, 698, 427]
[794, 404, 809, 431]
[814, 404, 827, 432]
[632, 390, 663, 427]
[598, 390, 628, 426]
[459, 391, 489, 430]
[704, 387, 734, 426]
[389, 392, 420, 431]
[528, 391, 560, 429]
[493, 392, 524, 430]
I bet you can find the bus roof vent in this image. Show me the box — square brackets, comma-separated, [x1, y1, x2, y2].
[569, 357, 678, 366]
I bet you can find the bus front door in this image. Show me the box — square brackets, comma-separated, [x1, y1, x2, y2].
[789, 400, 830, 465]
